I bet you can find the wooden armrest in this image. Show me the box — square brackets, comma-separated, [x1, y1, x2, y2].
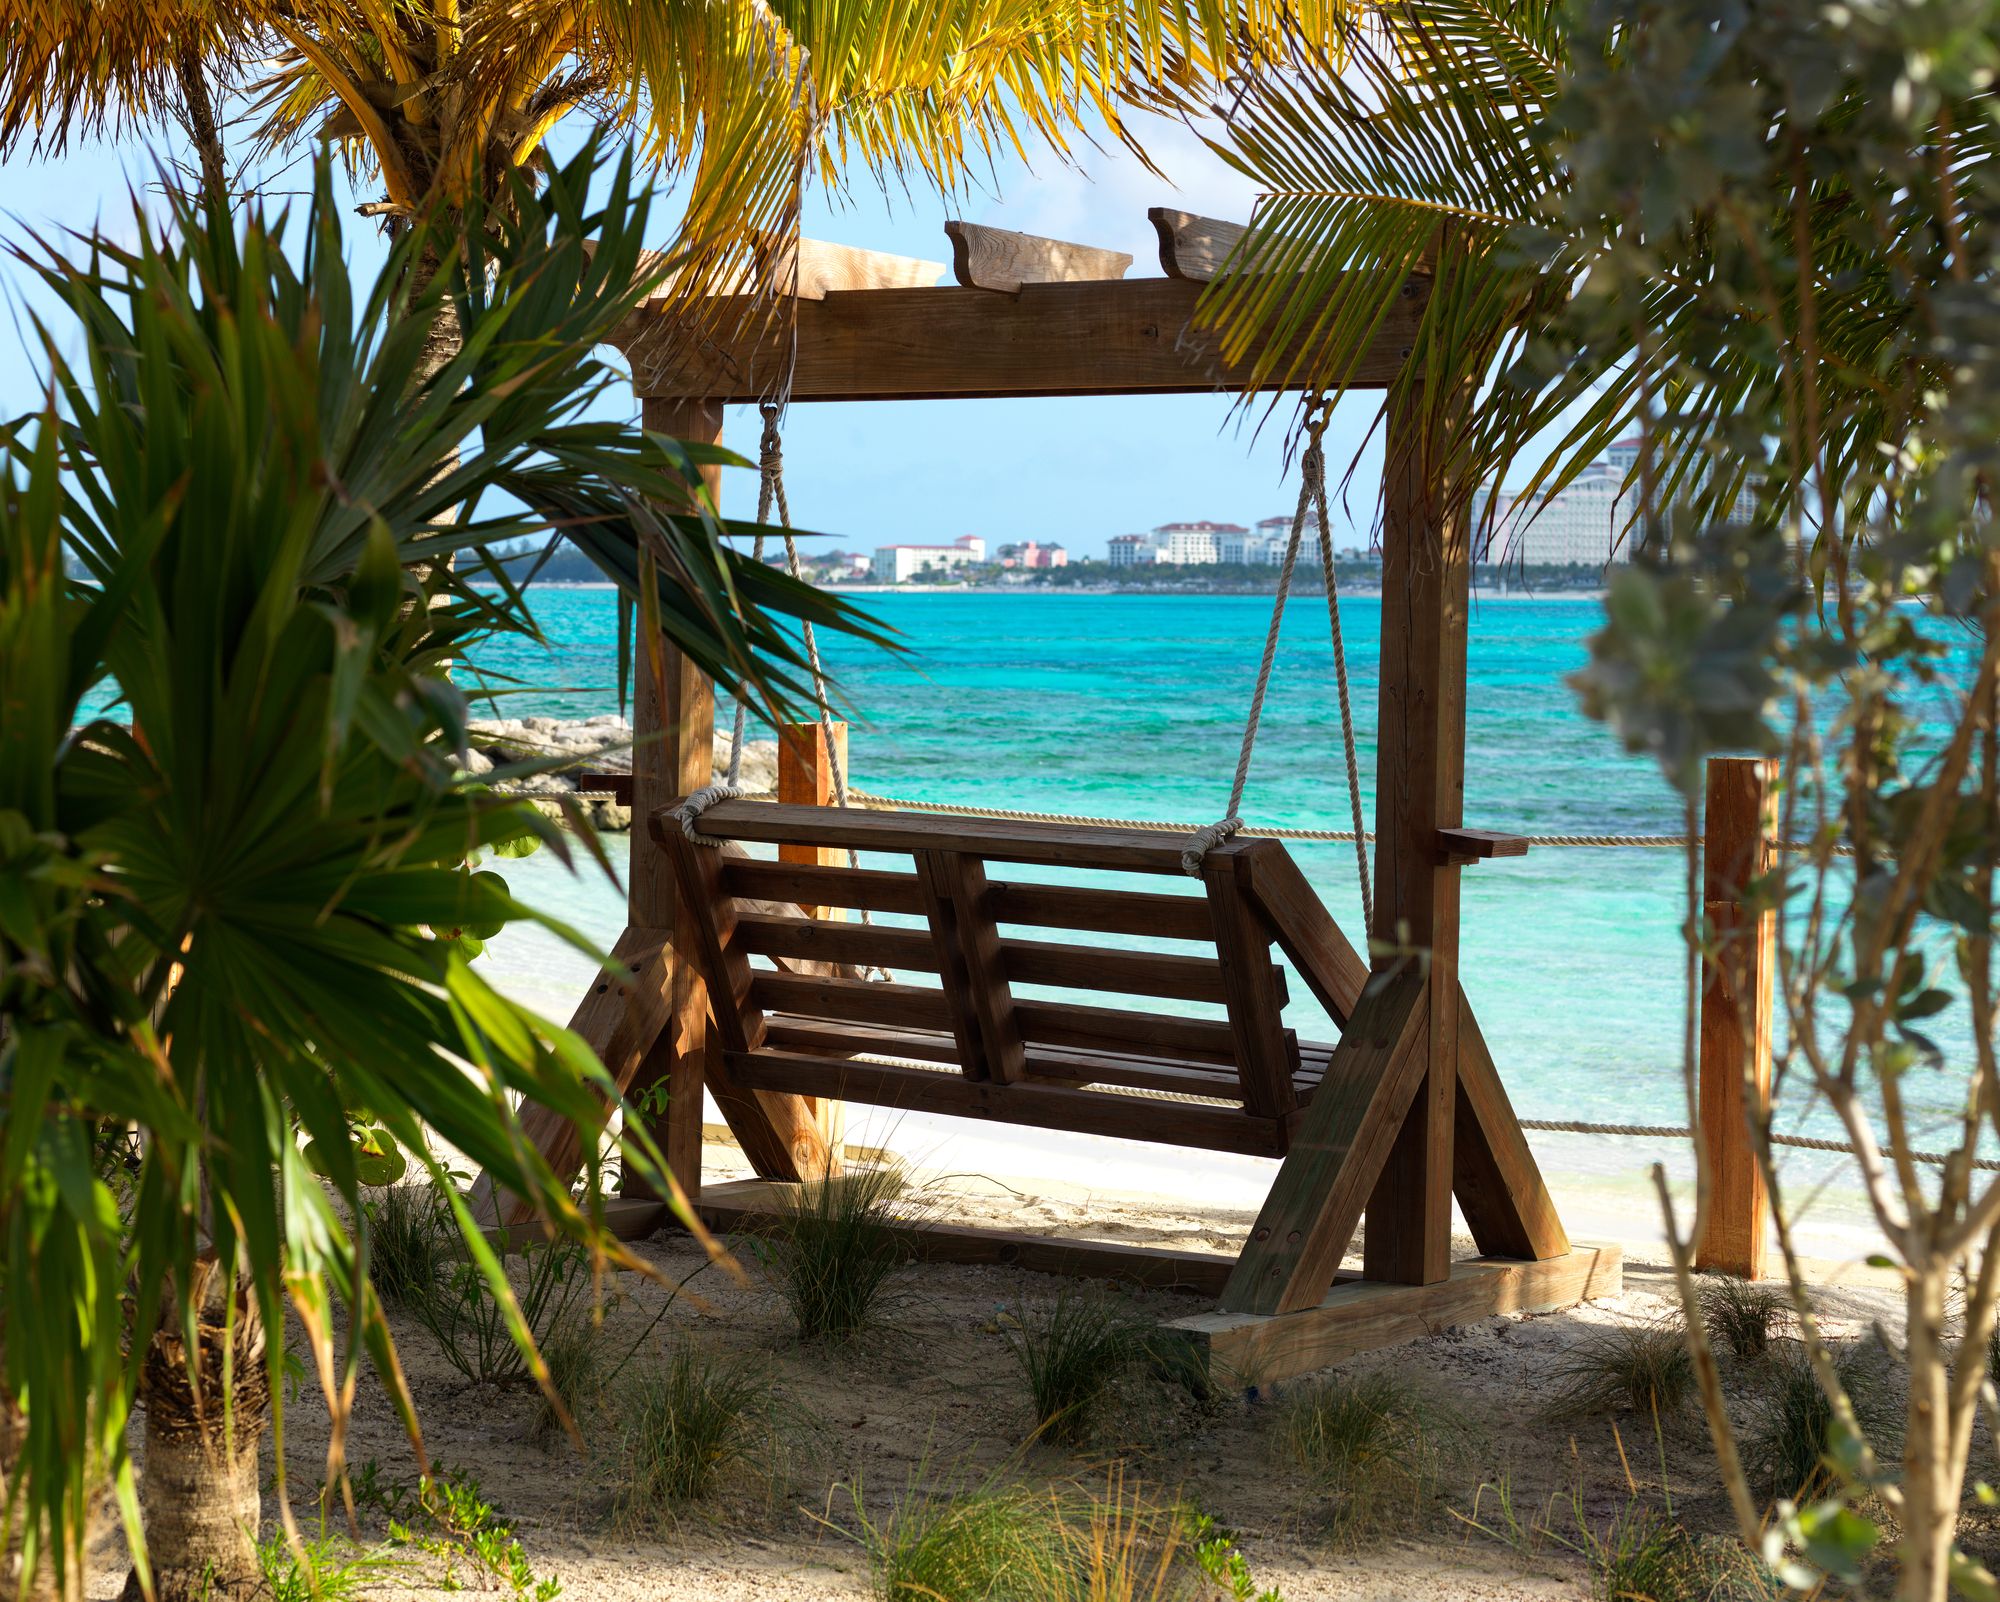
[1439, 828, 1530, 866]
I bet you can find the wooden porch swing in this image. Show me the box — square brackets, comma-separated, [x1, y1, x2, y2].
[502, 211, 1621, 1381]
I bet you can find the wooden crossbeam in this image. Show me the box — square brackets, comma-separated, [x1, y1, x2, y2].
[617, 277, 1420, 403]
[945, 221, 1133, 293]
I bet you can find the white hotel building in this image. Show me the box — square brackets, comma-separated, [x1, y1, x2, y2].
[871, 534, 987, 583]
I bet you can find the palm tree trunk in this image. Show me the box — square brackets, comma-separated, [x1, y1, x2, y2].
[121, 1274, 268, 1602]
[171, 48, 229, 207]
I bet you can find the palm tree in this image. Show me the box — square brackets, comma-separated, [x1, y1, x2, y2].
[0, 144, 883, 1599]
[1, 0, 1344, 339]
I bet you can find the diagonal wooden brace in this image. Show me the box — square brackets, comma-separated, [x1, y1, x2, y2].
[1220, 972, 1430, 1316]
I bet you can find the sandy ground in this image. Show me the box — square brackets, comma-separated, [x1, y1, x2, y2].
[88, 1146, 1920, 1602]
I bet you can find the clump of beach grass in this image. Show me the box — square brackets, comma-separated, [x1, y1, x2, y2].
[1695, 1276, 1794, 1363]
[850, 1476, 1062, 1602]
[1745, 1342, 1888, 1502]
[1003, 1289, 1153, 1447]
[1591, 1508, 1778, 1602]
[845, 1467, 1229, 1602]
[1546, 1318, 1695, 1421]
[1275, 1370, 1473, 1544]
[613, 1338, 789, 1521]
[361, 1180, 453, 1309]
[763, 1162, 916, 1342]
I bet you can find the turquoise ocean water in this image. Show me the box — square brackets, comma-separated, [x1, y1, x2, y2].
[469, 586, 1950, 1251]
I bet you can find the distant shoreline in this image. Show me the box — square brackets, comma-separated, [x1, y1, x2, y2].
[522, 580, 1609, 601]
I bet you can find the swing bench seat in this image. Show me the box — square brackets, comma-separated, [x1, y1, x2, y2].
[653, 797, 1376, 1158]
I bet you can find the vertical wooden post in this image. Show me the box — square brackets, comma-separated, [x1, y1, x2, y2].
[1362, 386, 1468, 1288]
[1695, 756, 1776, 1279]
[621, 398, 725, 1206]
[777, 719, 849, 1173]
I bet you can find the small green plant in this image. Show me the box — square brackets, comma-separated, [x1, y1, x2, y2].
[1546, 1320, 1695, 1421]
[1274, 1370, 1472, 1544]
[1181, 1511, 1286, 1602]
[257, 1528, 402, 1601]
[362, 1179, 453, 1309]
[1002, 1289, 1151, 1447]
[614, 1338, 788, 1520]
[1695, 1276, 1794, 1363]
[762, 1162, 914, 1341]
[403, 1224, 593, 1387]
[388, 1471, 563, 1600]
[1745, 1343, 1886, 1502]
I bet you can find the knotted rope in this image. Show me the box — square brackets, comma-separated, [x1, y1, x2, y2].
[1184, 405, 1374, 935]
[669, 783, 742, 846]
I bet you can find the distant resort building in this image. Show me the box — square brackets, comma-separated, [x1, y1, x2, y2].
[1107, 533, 1158, 567]
[1479, 438, 1760, 569]
[871, 534, 986, 583]
[1151, 521, 1243, 565]
[999, 540, 1068, 570]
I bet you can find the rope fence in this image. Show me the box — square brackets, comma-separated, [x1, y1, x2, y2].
[1519, 1118, 2000, 1174]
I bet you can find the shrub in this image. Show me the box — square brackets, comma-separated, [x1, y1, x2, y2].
[362, 1181, 453, 1310]
[402, 1226, 593, 1387]
[614, 1338, 786, 1519]
[1695, 1277, 1793, 1363]
[1275, 1371, 1472, 1544]
[763, 1163, 914, 1342]
[1547, 1320, 1695, 1421]
[1745, 1344, 1887, 1502]
[1003, 1290, 1151, 1447]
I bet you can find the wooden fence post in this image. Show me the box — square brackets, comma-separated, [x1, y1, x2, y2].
[1695, 755, 1777, 1279]
[778, 720, 849, 1176]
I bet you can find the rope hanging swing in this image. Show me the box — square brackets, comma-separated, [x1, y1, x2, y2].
[672, 404, 892, 981]
[677, 397, 1377, 938]
[1182, 401, 1374, 932]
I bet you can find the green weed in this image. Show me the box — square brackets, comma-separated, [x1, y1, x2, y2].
[1745, 1343, 1886, 1502]
[402, 1225, 593, 1388]
[614, 1338, 788, 1520]
[361, 1180, 453, 1309]
[1695, 1277, 1794, 1363]
[385, 1470, 562, 1600]
[1547, 1320, 1695, 1420]
[1275, 1370, 1472, 1544]
[762, 1163, 916, 1342]
[1002, 1290, 1151, 1447]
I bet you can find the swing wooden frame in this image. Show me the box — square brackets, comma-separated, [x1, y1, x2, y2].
[496, 212, 1621, 1381]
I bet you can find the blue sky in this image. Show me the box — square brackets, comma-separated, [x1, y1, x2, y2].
[0, 104, 1388, 561]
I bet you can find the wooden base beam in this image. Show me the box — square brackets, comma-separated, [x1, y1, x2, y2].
[1166, 1243, 1622, 1386]
[693, 1178, 1235, 1293]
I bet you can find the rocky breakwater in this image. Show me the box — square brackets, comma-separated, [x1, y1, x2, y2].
[463, 714, 777, 833]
